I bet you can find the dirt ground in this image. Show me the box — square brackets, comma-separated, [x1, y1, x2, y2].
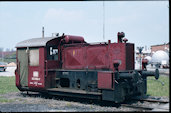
[0, 67, 16, 76]
[0, 92, 136, 112]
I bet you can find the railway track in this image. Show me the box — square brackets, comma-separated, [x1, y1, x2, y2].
[160, 72, 169, 76]
[133, 97, 169, 104]
[21, 92, 169, 111]
[121, 104, 154, 111]
[121, 97, 169, 111]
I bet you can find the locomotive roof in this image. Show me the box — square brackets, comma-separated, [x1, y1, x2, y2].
[15, 37, 58, 48]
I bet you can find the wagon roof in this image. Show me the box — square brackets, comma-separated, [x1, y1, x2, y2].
[15, 37, 57, 48]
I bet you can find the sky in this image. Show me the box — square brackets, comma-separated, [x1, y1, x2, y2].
[0, 1, 169, 51]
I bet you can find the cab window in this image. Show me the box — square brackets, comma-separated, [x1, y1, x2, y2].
[47, 46, 58, 60]
[29, 48, 39, 66]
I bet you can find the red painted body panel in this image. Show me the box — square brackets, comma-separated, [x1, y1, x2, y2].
[126, 43, 134, 70]
[45, 71, 56, 88]
[62, 43, 134, 71]
[63, 47, 85, 69]
[46, 60, 59, 69]
[98, 72, 114, 89]
[15, 70, 20, 87]
[86, 46, 108, 69]
[108, 43, 126, 71]
[28, 48, 45, 88]
[28, 66, 44, 88]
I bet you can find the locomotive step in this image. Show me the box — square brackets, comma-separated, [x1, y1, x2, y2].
[47, 88, 102, 100]
[55, 78, 60, 80]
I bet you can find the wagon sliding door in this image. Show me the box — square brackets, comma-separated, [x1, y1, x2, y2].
[17, 48, 28, 87]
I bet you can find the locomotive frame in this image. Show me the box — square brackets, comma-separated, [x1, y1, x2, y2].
[15, 32, 159, 103]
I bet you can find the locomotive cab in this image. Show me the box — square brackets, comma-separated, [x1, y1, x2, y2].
[15, 37, 61, 91]
[15, 35, 85, 91]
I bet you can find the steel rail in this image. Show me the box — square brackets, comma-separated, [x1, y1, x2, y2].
[121, 104, 154, 111]
[132, 98, 169, 104]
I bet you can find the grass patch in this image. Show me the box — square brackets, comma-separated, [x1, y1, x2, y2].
[0, 76, 19, 94]
[0, 75, 169, 98]
[0, 96, 9, 103]
[147, 75, 169, 97]
[0, 96, 15, 103]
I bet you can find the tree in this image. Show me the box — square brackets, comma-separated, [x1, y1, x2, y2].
[6, 48, 10, 52]
[0, 47, 4, 52]
[0, 47, 4, 60]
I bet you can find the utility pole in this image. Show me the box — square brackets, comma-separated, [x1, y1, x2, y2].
[42, 27, 44, 38]
[103, 1, 105, 40]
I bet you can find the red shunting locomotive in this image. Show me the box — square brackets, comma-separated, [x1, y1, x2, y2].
[15, 32, 159, 103]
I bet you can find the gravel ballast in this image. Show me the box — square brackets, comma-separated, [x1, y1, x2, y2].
[0, 92, 169, 112]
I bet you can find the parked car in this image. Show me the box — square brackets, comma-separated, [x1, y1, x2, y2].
[0, 62, 7, 72]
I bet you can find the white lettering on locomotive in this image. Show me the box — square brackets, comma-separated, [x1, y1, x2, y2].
[32, 71, 40, 81]
[50, 47, 58, 55]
